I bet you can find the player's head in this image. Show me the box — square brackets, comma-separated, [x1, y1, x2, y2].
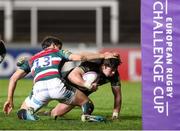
[41, 36, 62, 50]
[0, 40, 6, 64]
[101, 57, 122, 77]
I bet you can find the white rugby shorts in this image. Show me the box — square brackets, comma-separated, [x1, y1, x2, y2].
[25, 78, 76, 112]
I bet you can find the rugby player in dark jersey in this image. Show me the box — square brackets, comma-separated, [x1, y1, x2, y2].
[0, 40, 6, 64]
[50, 57, 122, 120]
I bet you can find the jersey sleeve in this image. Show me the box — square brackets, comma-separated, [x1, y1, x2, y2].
[109, 71, 121, 87]
[17, 59, 31, 73]
[59, 50, 72, 60]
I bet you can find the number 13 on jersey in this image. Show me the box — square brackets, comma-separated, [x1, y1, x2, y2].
[33, 56, 52, 68]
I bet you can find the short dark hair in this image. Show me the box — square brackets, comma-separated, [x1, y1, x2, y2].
[41, 36, 62, 49]
[103, 57, 122, 69]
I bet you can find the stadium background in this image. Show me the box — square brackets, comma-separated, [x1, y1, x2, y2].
[0, 0, 141, 130]
[0, 0, 140, 81]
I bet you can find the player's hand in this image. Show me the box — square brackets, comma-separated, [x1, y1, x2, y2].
[112, 111, 119, 120]
[3, 100, 14, 115]
[112, 52, 119, 57]
[104, 52, 119, 59]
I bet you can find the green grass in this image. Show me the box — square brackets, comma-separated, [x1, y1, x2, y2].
[0, 79, 142, 130]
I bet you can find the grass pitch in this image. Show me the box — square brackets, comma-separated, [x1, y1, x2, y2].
[0, 79, 141, 130]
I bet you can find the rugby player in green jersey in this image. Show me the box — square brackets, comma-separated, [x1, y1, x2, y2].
[3, 36, 117, 121]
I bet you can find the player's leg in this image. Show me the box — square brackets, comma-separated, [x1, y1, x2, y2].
[50, 89, 94, 119]
[51, 84, 95, 120]
[71, 89, 94, 114]
[17, 81, 49, 120]
[50, 87, 92, 118]
[49, 86, 93, 119]
[17, 104, 40, 121]
[17, 99, 42, 121]
[51, 103, 75, 118]
[70, 89, 105, 122]
[45, 77, 93, 115]
[47, 78, 105, 122]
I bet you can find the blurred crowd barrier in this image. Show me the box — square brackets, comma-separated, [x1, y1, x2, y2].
[0, 46, 141, 82]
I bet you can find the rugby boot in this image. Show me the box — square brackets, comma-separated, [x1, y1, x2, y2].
[81, 114, 106, 122]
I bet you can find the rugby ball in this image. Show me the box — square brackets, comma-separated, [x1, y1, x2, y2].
[82, 71, 98, 86]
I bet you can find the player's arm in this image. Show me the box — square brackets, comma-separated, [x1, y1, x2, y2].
[3, 56, 30, 115]
[111, 85, 122, 119]
[3, 68, 28, 115]
[67, 67, 92, 89]
[68, 52, 118, 61]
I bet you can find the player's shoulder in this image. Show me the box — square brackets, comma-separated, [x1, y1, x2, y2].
[90, 58, 104, 64]
[80, 61, 99, 69]
[79, 61, 100, 74]
[81, 59, 102, 66]
[17, 57, 30, 66]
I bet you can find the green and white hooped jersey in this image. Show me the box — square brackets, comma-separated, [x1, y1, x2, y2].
[19, 49, 72, 83]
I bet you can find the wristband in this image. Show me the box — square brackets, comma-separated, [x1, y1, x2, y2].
[83, 82, 92, 89]
[112, 112, 119, 118]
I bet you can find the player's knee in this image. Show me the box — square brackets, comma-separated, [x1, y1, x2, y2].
[50, 109, 58, 120]
[81, 100, 94, 115]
